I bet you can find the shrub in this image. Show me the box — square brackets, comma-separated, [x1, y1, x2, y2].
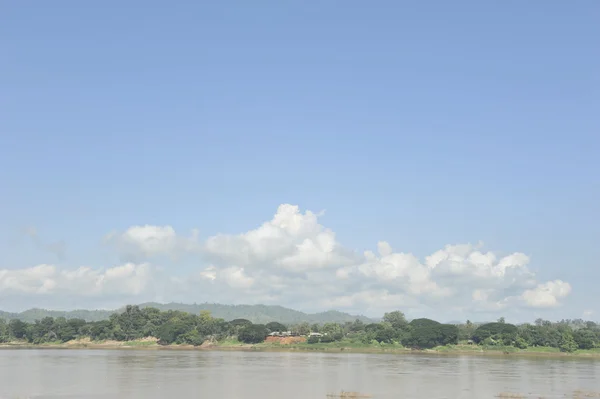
[374, 327, 396, 344]
[307, 336, 320, 344]
[573, 329, 597, 350]
[514, 337, 528, 349]
[320, 335, 335, 343]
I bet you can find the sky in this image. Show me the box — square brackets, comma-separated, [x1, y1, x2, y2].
[1, 1, 598, 322]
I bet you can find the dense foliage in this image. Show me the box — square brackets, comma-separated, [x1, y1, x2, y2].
[402, 322, 459, 349]
[1, 306, 598, 353]
[471, 322, 518, 345]
[0, 303, 373, 324]
[238, 324, 269, 344]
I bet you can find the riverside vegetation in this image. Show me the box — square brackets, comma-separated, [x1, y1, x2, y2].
[1, 306, 599, 356]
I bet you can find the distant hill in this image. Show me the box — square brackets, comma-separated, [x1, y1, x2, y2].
[0, 302, 375, 325]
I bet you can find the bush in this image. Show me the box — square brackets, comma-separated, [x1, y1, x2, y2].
[559, 332, 578, 353]
[573, 329, 597, 350]
[320, 335, 335, 343]
[514, 337, 528, 349]
[180, 329, 205, 346]
[375, 327, 396, 344]
[307, 336, 320, 344]
[156, 321, 189, 345]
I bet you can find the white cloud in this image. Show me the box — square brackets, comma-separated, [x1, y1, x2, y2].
[198, 205, 571, 315]
[220, 267, 255, 289]
[521, 280, 572, 308]
[0, 264, 57, 294]
[2, 204, 573, 317]
[205, 204, 357, 272]
[105, 225, 199, 259]
[0, 263, 155, 298]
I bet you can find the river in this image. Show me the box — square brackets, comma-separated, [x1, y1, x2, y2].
[0, 349, 598, 398]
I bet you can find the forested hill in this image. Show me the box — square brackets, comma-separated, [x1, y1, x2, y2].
[0, 303, 375, 325]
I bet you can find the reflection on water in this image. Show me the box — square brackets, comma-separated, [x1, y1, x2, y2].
[0, 349, 598, 399]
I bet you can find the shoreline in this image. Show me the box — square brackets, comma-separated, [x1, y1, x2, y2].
[2, 341, 599, 359]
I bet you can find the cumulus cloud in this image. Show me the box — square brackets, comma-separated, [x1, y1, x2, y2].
[205, 204, 357, 272]
[521, 280, 572, 308]
[2, 204, 573, 317]
[198, 205, 572, 314]
[105, 225, 199, 260]
[0, 263, 156, 298]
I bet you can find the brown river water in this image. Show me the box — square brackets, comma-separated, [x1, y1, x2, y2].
[0, 349, 598, 399]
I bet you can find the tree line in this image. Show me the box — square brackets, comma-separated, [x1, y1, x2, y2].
[0, 306, 598, 352]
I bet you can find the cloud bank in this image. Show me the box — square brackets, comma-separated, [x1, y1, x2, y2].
[1, 204, 571, 317]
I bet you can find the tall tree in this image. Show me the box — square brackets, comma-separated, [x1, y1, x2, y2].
[383, 311, 408, 331]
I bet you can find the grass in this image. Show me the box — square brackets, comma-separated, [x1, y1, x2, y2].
[214, 338, 244, 346]
[4, 338, 600, 358]
[576, 348, 600, 355]
[248, 339, 407, 353]
[523, 346, 561, 353]
[122, 340, 157, 347]
[435, 344, 484, 352]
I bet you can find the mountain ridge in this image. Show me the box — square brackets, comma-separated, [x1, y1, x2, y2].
[0, 302, 375, 325]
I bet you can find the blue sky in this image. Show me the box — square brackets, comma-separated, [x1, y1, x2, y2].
[1, 1, 598, 321]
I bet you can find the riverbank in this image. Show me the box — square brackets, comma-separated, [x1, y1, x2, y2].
[2, 339, 600, 358]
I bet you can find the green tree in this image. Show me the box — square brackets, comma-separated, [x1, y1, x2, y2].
[402, 323, 458, 348]
[229, 319, 252, 327]
[238, 324, 268, 344]
[409, 318, 441, 329]
[291, 322, 310, 336]
[348, 319, 365, 333]
[383, 311, 408, 331]
[321, 323, 344, 340]
[0, 319, 8, 343]
[458, 320, 476, 341]
[8, 319, 27, 339]
[402, 326, 440, 349]
[265, 322, 287, 333]
[438, 324, 459, 346]
[573, 329, 597, 350]
[228, 319, 252, 335]
[57, 318, 86, 342]
[559, 331, 578, 353]
[180, 329, 205, 346]
[156, 319, 192, 345]
[89, 320, 113, 340]
[374, 326, 396, 344]
[307, 336, 320, 344]
[118, 305, 146, 340]
[472, 323, 517, 344]
[514, 337, 528, 349]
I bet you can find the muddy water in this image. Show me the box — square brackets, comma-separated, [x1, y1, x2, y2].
[0, 349, 598, 399]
